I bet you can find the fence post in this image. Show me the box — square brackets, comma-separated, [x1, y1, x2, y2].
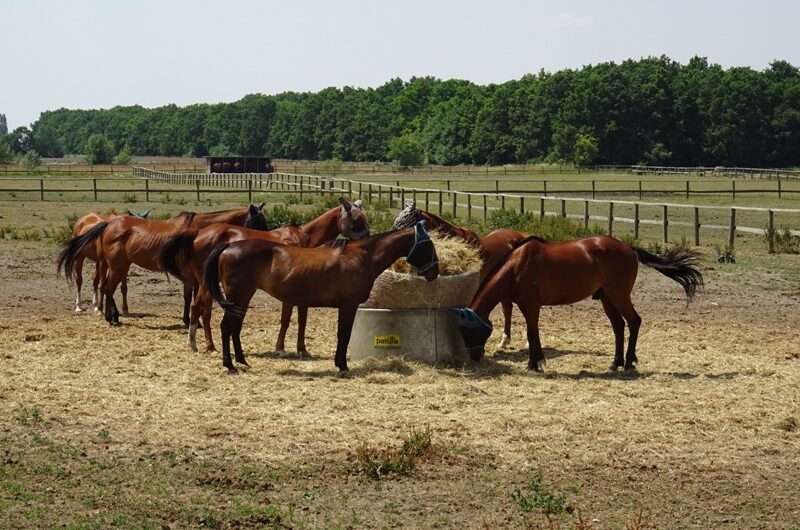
[93, 178, 98, 201]
[591, 180, 596, 199]
[583, 200, 590, 229]
[520, 196, 525, 214]
[389, 187, 394, 208]
[768, 210, 774, 253]
[560, 199, 566, 218]
[686, 180, 690, 199]
[495, 180, 499, 196]
[300, 176, 304, 201]
[425, 191, 430, 211]
[145, 179, 149, 202]
[348, 180, 352, 198]
[452, 193, 457, 218]
[634, 203, 640, 240]
[483, 194, 488, 221]
[40, 178, 44, 201]
[694, 207, 700, 246]
[608, 202, 614, 236]
[778, 179, 782, 200]
[467, 194, 472, 220]
[662, 205, 668, 243]
[401, 188, 405, 207]
[367, 183, 372, 205]
[248, 179, 253, 203]
[501, 194, 506, 210]
[732, 180, 736, 201]
[196, 179, 200, 202]
[728, 208, 736, 248]
[438, 190, 443, 215]
[543, 180, 548, 197]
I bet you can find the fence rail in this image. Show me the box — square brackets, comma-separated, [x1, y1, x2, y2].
[131, 168, 800, 249]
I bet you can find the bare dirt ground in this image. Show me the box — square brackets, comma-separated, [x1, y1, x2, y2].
[1, 235, 800, 529]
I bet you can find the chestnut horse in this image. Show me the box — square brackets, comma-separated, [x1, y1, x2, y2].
[58, 204, 268, 326]
[203, 223, 439, 375]
[393, 202, 525, 350]
[67, 208, 151, 313]
[158, 198, 371, 354]
[59, 204, 265, 315]
[454, 235, 703, 372]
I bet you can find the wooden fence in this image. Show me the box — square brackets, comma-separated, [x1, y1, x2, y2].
[132, 168, 800, 249]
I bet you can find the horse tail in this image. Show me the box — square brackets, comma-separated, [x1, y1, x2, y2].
[57, 221, 109, 284]
[159, 231, 197, 281]
[632, 246, 704, 302]
[202, 242, 235, 310]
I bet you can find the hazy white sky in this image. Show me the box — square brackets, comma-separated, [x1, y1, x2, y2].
[2, 0, 798, 130]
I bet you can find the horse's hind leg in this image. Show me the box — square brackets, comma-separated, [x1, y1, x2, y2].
[599, 293, 626, 371]
[120, 277, 129, 315]
[296, 306, 310, 358]
[103, 264, 129, 326]
[94, 260, 106, 313]
[220, 309, 240, 375]
[606, 293, 642, 371]
[181, 279, 193, 328]
[274, 303, 292, 357]
[74, 256, 85, 312]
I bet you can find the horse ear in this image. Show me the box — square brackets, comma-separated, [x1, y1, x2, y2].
[338, 197, 352, 212]
[142, 209, 152, 218]
[248, 204, 259, 215]
[126, 209, 134, 216]
[257, 202, 266, 211]
[353, 200, 363, 209]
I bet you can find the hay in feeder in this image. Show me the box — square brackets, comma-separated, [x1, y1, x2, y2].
[362, 231, 483, 310]
[389, 231, 482, 276]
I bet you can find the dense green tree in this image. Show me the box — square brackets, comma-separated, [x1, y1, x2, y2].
[0, 114, 7, 136]
[23, 57, 800, 167]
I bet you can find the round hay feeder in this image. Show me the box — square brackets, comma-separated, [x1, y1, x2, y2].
[350, 232, 482, 365]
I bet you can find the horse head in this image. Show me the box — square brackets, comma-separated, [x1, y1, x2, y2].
[338, 197, 371, 240]
[406, 221, 439, 281]
[245, 204, 270, 231]
[392, 200, 421, 230]
[452, 307, 492, 361]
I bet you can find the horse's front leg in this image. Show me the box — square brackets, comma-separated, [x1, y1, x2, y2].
[520, 304, 544, 371]
[495, 298, 513, 351]
[181, 279, 194, 328]
[334, 305, 358, 373]
[74, 255, 85, 312]
[274, 303, 292, 357]
[296, 306, 311, 358]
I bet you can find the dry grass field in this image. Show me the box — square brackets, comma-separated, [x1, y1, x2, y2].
[1, 199, 799, 529]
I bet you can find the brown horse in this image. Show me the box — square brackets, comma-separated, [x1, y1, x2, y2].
[393, 202, 525, 350]
[67, 208, 151, 313]
[158, 198, 371, 354]
[59, 204, 265, 315]
[58, 204, 268, 326]
[203, 223, 439, 375]
[455, 235, 703, 372]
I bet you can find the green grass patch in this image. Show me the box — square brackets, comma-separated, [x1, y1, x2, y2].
[354, 426, 433, 480]
[510, 472, 567, 516]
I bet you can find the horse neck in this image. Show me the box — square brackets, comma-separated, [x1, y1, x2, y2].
[301, 208, 340, 247]
[218, 209, 248, 226]
[362, 229, 415, 278]
[470, 259, 515, 323]
[422, 212, 479, 244]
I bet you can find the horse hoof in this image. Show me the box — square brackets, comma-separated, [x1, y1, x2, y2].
[608, 364, 622, 372]
[236, 359, 250, 367]
[299, 350, 312, 359]
[75, 307, 84, 313]
[187, 342, 198, 353]
[496, 334, 510, 351]
[227, 368, 239, 376]
[336, 369, 350, 378]
[624, 364, 637, 372]
[275, 349, 289, 358]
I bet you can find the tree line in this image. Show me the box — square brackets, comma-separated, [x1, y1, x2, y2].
[3, 56, 800, 167]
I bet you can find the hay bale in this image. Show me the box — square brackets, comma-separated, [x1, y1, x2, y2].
[362, 231, 482, 310]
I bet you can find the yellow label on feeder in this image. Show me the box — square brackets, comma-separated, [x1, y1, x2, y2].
[374, 334, 401, 348]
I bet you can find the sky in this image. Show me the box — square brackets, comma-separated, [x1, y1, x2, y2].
[2, 0, 799, 130]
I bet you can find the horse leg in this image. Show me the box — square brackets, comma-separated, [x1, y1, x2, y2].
[181, 279, 193, 328]
[220, 309, 241, 375]
[296, 306, 310, 358]
[495, 299, 513, 351]
[103, 265, 128, 326]
[120, 277, 129, 315]
[74, 255, 85, 312]
[221, 285, 256, 371]
[188, 288, 203, 352]
[600, 293, 626, 371]
[520, 304, 545, 371]
[93, 259, 105, 312]
[334, 305, 358, 373]
[611, 296, 642, 371]
[274, 303, 292, 357]
[202, 294, 216, 353]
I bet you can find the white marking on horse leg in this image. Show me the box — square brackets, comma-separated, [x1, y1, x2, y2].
[537, 359, 546, 371]
[75, 291, 84, 312]
[496, 333, 510, 351]
[188, 324, 198, 352]
[275, 348, 289, 358]
[91, 289, 98, 311]
[524, 340, 530, 352]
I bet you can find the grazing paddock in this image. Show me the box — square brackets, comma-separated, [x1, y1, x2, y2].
[1, 198, 799, 529]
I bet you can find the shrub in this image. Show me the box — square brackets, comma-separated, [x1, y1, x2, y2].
[20, 149, 42, 169]
[488, 210, 604, 241]
[714, 244, 736, 263]
[510, 473, 567, 515]
[354, 426, 432, 480]
[112, 146, 132, 165]
[84, 134, 115, 165]
[764, 226, 800, 254]
[122, 193, 137, 204]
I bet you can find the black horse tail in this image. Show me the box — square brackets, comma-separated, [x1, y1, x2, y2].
[159, 231, 197, 281]
[202, 243, 235, 311]
[632, 246, 704, 302]
[57, 221, 109, 284]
